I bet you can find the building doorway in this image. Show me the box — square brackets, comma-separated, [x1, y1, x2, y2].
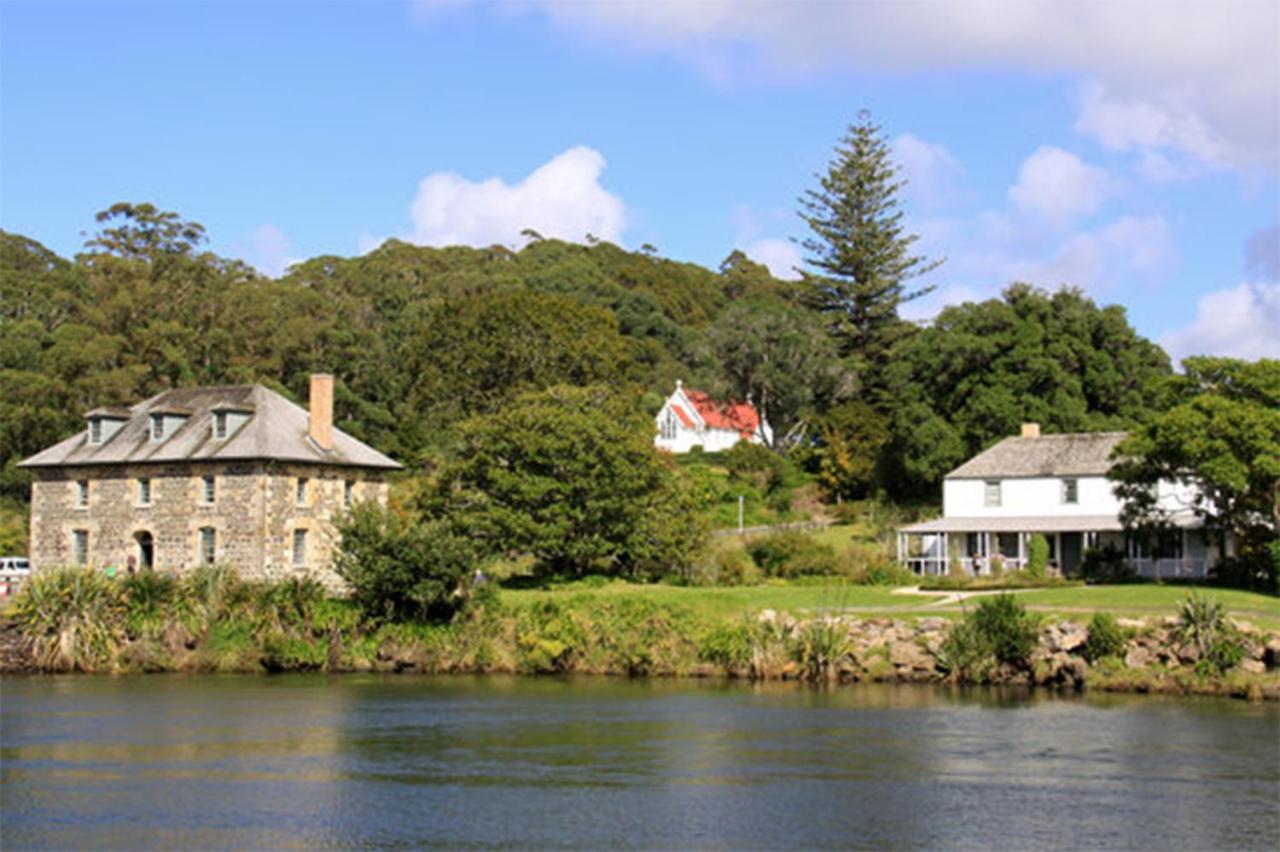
[1060, 532, 1083, 576]
[134, 531, 154, 571]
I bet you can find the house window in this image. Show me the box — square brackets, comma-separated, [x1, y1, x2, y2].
[344, 480, 355, 508]
[76, 480, 90, 508]
[213, 411, 228, 439]
[89, 419, 102, 444]
[202, 475, 216, 504]
[1061, 478, 1079, 505]
[983, 480, 1001, 507]
[199, 527, 216, 565]
[151, 414, 165, 441]
[138, 478, 151, 505]
[296, 477, 308, 506]
[73, 524, 89, 562]
[292, 529, 308, 567]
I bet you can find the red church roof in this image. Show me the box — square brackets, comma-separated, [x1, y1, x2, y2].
[683, 389, 761, 437]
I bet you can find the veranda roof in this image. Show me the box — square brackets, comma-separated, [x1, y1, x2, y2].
[899, 513, 1203, 534]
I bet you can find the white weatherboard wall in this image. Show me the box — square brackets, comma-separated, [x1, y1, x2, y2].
[943, 476, 1121, 518]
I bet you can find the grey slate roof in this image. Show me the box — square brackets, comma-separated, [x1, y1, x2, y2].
[19, 384, 402, 470]
[946, 432, 1127, 479]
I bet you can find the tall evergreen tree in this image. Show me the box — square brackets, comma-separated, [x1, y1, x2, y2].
[798, 111, 940, 390]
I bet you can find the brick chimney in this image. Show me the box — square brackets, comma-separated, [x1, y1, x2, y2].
[309, 374, 334, 451]
[1021, 422, 1041, 438]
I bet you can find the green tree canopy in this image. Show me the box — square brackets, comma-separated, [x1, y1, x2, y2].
[708, 298, 845, 448]
[438, 385, 706, 578]
[1111, 357, 1280, 544]
[879, 284, 1172, 496]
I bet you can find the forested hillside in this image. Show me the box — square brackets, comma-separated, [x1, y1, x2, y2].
[1, 201, 1172, 507]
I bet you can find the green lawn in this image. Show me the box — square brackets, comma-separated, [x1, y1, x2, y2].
[502, 579, 1280, 630]
[1015, 585, 1280, 629]
[502, 580, 910, 620]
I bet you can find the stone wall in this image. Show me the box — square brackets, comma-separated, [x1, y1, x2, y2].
[28, 462, 388, 587]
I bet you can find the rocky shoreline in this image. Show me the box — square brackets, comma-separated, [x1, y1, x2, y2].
[4, 610, 1278, 701]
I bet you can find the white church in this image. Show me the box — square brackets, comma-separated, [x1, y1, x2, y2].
[654, 381, 772, 453]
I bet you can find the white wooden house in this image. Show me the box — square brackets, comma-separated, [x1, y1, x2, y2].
[896, 423, 1232, 579]
[654, 381, 772, 453]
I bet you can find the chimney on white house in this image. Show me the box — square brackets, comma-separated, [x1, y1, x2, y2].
[309, 373, 334, 451]
[1021, 422, 1041, 439]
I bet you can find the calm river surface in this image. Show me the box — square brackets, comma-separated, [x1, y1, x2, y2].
[1, 675, 1277, 850]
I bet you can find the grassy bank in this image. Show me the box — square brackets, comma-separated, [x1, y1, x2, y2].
[4, 569, 1279, 702]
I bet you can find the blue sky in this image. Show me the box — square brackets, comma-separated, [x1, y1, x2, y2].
[2, 0, 1278, 361]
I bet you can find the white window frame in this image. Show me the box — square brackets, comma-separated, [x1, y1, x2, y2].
[983, 480, 1002, 508]
[151, 414, 165, 441]
[1061, 478, 1079, 505]
[199, 527, 216, 565]
[292, 529, 308, 567]
[76, 479, 90, 508]
[213, 411, 228, 440]
[73, 529, 90, 566]
[89, 419, 102, 444]
[201, 475, 216, 504]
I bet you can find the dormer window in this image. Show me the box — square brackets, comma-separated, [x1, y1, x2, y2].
[84, 409, 127, 444]
[151, 414, 165, 441]
[213, 411, 228, 439]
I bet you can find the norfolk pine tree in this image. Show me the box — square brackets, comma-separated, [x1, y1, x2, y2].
[799, 111, 941, 397]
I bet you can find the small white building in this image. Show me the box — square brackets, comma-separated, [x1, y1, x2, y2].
[897, 423, 1232, 579]
[654, 381, 772, 453]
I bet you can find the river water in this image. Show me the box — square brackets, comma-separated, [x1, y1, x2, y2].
[1, 675, 1277, 849]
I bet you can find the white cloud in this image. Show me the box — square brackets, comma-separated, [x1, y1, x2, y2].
[429, 0, 1280, 172]
[1007, 146, 1111, 227]
[240, 223, 299, 278]
[1160, 281, 1280, 362]
[893, 134, 965, 210]
[741, 237, 800, 280]
[406, 146, 626, 248]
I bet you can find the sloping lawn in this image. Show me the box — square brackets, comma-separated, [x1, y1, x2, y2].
[502, 580, 1280, 630]
[502, 580, 909, 621]
[1016, 585, 1280, 629]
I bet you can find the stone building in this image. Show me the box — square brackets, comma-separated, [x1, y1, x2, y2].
[18, 375, 401, 586]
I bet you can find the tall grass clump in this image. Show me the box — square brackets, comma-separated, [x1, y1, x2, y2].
[11, 568, 126, 671]
[1178, 591, 1244, 676]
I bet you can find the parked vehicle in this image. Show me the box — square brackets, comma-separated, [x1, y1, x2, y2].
[1, 557, 31, 597]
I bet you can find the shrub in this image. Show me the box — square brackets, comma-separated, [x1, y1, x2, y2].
[705, 546, 756, 586]
[858, 559, 918, 587]
[1027, 535, 1049, 579]
[1210, 540, 1278, 594]
[699, 622, 751, 669]
[1082, 612, 1126, 662]
[971, 594, 1038, 666]
[724, 442, 785, 493]
[938, 593, 1038, 678]
[1081, 544, 1135, 583]
[746, 531, 837, 578]
[336, 503, 477, 623]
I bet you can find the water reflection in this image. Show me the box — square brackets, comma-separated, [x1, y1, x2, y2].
[2, 675, 1276, 849]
